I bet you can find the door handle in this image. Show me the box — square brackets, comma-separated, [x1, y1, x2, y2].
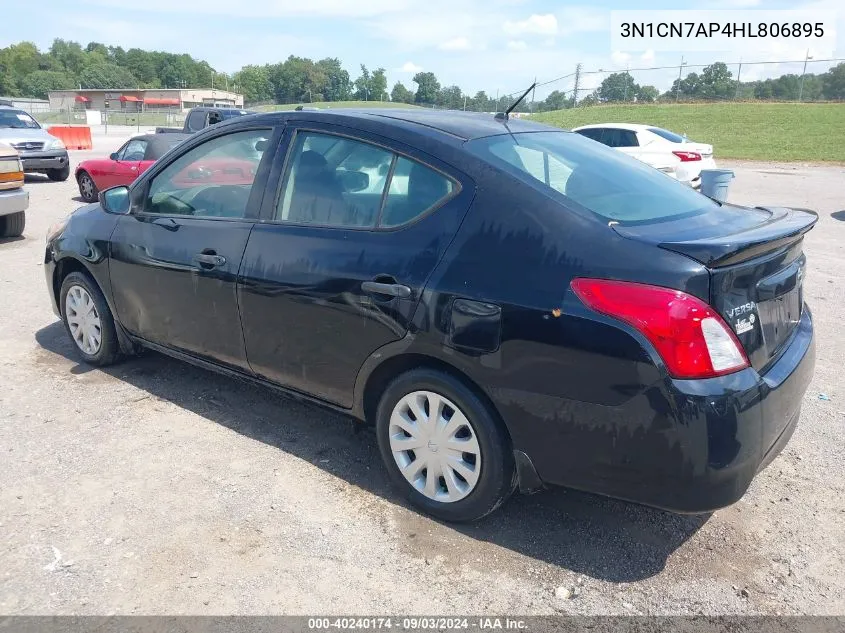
[193, 253, 226, 269]
[361, 281, 412, 299]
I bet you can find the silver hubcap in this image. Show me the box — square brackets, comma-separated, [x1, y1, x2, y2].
[389, 390, 482, 503]
[80, 176, 94, 199]
[65, 285, 102, 355]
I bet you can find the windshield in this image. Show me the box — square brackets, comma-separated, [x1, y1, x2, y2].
[0, 109, 41, 130]
[647, 127, 686, 143]
[468, 131, 716, 224]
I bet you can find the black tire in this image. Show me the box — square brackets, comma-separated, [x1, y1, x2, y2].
[59, 271, 121, 366]
[77, 171, 98, 202]
[0, 211, 25, 238]
[47, 165, 70, 182]
[375, 368, 516, 522]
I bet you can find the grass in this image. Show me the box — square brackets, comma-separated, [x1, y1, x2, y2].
[253, 100, 423, 112]
[532, 102, 845, 162]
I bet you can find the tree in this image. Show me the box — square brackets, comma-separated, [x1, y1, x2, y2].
[698, 62, 733, 99]
[233, 65, 273, 103]
[20, 70, 75, 99]
[636, 85, 659, 102]
[540, 90, 569, 111]
[391, 81, 414, 104]
[354, 65, 371, 100]
[370, 68, 388, 102]
[822, 62, 845, 99]
[597, 72, 638, 102]
[48, 39, 86, 77]
[317, 58, 351, 101]
[79, 62, 139, 89]
[436, 85, 463, 109]
[412, 71, 440, 105]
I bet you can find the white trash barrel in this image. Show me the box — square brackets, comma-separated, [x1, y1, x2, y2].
[700, 169, 735, 202]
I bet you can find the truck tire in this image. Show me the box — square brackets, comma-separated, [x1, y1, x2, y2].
[47, 166, 70, 182]
[0, 211, 25, 238]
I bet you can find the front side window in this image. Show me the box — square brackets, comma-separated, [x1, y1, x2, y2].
[276, 131, 457, 229]
[121, 139, 147, 161]
[469, 131, 716, 224]
[145, 129, 271, 219]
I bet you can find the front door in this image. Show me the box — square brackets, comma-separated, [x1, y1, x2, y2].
[102, 138, 146, 189]
[238, 126, 474, 406]
[109, 126, 277, 371]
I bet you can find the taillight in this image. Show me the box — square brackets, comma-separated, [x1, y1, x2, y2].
[570, 278, 749, 379]
[672, 150, 701, 162]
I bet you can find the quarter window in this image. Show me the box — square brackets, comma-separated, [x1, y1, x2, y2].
[145, 129, 271, 219]
[276, 131, 457, 229]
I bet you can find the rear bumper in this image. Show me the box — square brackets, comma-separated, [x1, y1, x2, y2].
[21, 150, 69, 171]
[0, 187, 29, 217]
[518, 306, 815, 513]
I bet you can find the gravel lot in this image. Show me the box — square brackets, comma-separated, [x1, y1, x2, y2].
[1, 138, 843, 615]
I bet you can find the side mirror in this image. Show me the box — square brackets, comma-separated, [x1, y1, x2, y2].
[99, 186, 131, 215]
[337, 170, 369, 193]
[110, 152, 119, 161]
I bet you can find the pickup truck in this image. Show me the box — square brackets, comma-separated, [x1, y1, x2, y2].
[0, 142, 28, 238]
[155, 106, 254, 135]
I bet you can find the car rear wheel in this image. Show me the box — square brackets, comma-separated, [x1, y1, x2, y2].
[376, 368, 516, 522]
[48, 166, 70, 182]
[0, 211, 25, 238]
[59, 271, 121, 366]
[77, 171, 98, 202]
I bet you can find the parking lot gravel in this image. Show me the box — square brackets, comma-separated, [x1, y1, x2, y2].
[1, 139, 843, 615]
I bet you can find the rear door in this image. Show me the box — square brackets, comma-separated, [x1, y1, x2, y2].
[237, 124, 475, 406]
[109, 125, 277, 371]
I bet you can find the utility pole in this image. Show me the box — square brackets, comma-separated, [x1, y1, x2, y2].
[531, 76, 537, 111]
[624, 64, 630, 101]
[495, 88, 499, 112]
[675, 55, 686, 102]
[463, 94, 467, 111]
[572, 63, 582, 106]
[799, 49, 813, 102]
[735, 59, 742, 99]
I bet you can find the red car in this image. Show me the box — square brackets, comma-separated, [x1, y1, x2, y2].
[75, 133, 187, 202]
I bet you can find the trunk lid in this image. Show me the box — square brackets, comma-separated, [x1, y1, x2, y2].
[613, 205, 817, 371]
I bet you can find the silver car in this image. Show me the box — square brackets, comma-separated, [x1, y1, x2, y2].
[0, 106, 70, 181]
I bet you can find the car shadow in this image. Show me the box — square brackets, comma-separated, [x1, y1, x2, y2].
[71, 196, 88, 203]
[34, 320, 708, 583]
[831, 210, 845, 221]
[0, 235, 26, 245]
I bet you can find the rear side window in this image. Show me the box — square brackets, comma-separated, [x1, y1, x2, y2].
[575, 128, 604, 142]
[601, 129, 638, 148]
[647, 127, 686, 143]
[468, 131, 716, 224]
[276, 131, 457, 229]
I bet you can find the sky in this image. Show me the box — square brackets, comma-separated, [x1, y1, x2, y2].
[2, 0, 842, 100]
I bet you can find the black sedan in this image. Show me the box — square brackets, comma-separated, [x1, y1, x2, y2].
[44, 109, 816, 522]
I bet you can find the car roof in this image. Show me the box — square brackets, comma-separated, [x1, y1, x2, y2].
[130, 133, 189, 158]
[245, 108, 561, 143]
[573, 123, 652, 132]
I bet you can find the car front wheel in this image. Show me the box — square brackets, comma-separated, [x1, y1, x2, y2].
[48, 166, 70, 182]
[59, 271, 121, 366]
[77, 171, 98, 202]
[0, 211, 25, 238]
[376, 368, 516, 522]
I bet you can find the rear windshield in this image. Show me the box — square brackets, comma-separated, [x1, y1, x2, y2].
[468, 131, 716, 224]
[647, 127, 686, 143]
